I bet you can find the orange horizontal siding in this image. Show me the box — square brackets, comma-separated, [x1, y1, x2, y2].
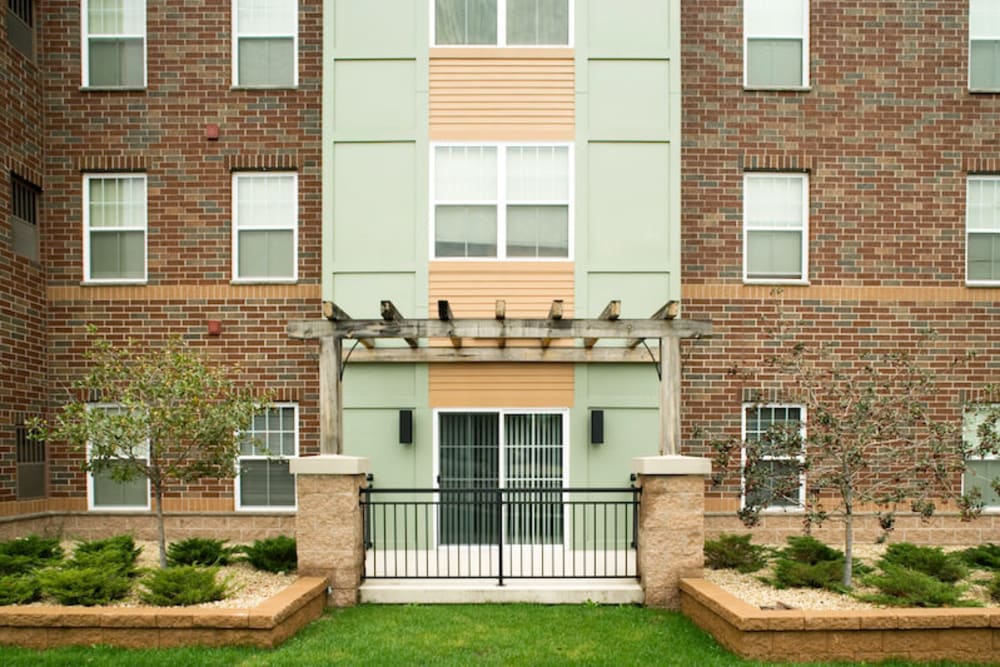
[430, 52, 574, 141]
[429, 363, 574, 408]
[428, 261, 574, 318]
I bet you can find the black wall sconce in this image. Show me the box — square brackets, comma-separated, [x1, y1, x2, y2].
[399, 409, 414, 444]
[590, 409, 604, 445]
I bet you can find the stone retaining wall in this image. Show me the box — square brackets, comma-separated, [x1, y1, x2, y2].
[680, 579, 1000, 664]
[0, 577, 327, 649]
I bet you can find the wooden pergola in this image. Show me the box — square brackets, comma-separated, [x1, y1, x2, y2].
[287, 299, 712, 457]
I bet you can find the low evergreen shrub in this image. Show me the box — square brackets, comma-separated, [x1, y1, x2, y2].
[959, 543, 1000, 571]
[704, 533, 768, 573]
[69, 535, 141, 577]
[38, 566, 132, 606]
[780, 535, 843, 564]
[771, 558, 847, 592]
[860, 563, 976, 608]
[0, 535, 64, 574]
[241, 536, 297, 573]
[0, 574, 41, 605]
[988, 573, 1000, 603]
[167, 537, 236, 567]
[879, 543, 967, 583]
[139, 565, 230, 606]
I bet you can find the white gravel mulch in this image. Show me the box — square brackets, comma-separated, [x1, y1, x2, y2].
[703, 543, 999, 610]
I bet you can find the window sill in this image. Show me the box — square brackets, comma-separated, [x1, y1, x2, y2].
[969, 88, 1000, 94]
[231, 279, 298, 285]
[743, 85, 811, 92]
[88, 506, 152, 512]
[231, 85, 298, 91]
[81, 280, 148, 287]
[235, 506, 297, 513]
[965, 281, 1000, 288]
[431, 257, 573, 263]
[742, 279, 810, 286]
[80, 86, 147, 92]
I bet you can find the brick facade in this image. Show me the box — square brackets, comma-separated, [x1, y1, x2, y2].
[680, 0, 1000, 528]
[1, 1, 322, 517]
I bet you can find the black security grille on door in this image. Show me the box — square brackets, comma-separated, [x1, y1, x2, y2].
[15, 420, 45, 499]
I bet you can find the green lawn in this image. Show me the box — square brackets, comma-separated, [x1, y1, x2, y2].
[0, 604, 983, 666]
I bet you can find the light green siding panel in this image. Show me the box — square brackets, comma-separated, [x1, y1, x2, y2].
[587, 365, 658, 407]
[332, 0, 419, 57]
[587, 272, 671, 320]
[332, 272, 416, 320]
[588, 60, 670, 140]
[333, 61, 418, 139]
[587, 0, 672, 57]
[332, 143, 418, 271]
[344, 409, 419, 486]
[586, 143, 671, 271]
[571, 406, 657, 486]
[343, 365, 418, 408]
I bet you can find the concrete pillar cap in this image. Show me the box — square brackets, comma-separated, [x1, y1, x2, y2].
[290, 455, 371, 476]
[631, 456, 712, 476]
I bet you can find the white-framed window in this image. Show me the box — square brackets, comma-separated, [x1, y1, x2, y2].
[432, 144, 572, 260]
[237, 404, 297, 510]
[970, 0, 1000, 91]
[81, 0, 146, 88]
[743, 172, 808, 283]
[741, 403, 805, 511]
[233, 0, 298, 88]
[434, 408, 568, 545]
[83, 173, 147, 283]
[743, 0, 808, 89]
[87, 404, 150, 511]
[963, 405, 1000, 510]
[967, 176, 1000, 284]
[232, 171, 297, 282]
[433, 0, 572, 47]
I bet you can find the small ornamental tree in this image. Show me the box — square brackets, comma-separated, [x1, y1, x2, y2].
[38, 329, 267, 568]
[709, 323, 1000, 589]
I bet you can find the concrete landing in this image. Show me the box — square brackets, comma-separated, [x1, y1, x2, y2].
[360, 578, 644, 605]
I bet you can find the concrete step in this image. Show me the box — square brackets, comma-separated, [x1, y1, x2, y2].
[360, 578, 644, 604]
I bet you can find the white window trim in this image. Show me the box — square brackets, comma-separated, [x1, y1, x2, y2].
[742, 0, 809, 90]
[742, 172, 809, 285]
[962, 404, 1000, 512]
[430, 142, 575, 261]
[82, 173, 148, 285]
[80, 0, 147, 89]
[969, 0, 1000, 91]
[430, 0, 574, 48]
[966, 175, 1000, 286]
[740, 403, 806, 514]
[231, 0, 299, 88]
[231, 171, 299, 283]
[431, 407, 570, 547]
[235, 403, 298, 512]
[85, 403, 151, 511]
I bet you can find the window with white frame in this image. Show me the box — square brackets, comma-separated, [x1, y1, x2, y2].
[434, 0, 571, 46]
[967, 176, 1000, 284]
[233, 0, 297, 87]
[744, 0, 808, 88]
[237, 404, 297, 509]
[971, 0, 1000, 90]
[743, 172, 808, 283]
[433, 144, 571, 259]
[963, 405, 1000, 509]
[84, 174, 147, 283]
[88, 405, 150, 510]
[82, 0, 146, 88]
[233, 172, 297, 281]
[742, 404, 805, 510]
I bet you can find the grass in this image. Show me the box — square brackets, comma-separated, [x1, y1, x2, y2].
[0, 604, 986, 667]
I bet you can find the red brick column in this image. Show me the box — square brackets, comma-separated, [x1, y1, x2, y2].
[290, 455, 370, 607]
[633, 456, 712, 609]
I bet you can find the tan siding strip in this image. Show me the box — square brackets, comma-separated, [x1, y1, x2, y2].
[429, 363, 574, 408]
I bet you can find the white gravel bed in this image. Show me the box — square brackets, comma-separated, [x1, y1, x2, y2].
[703, 543, 998, 610]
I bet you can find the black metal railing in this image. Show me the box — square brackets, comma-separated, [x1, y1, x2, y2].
[360, 486, 640, 585]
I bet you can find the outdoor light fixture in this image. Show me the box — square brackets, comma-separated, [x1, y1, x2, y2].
[590, 409, 604, 445]
[399, 409, 413, 444]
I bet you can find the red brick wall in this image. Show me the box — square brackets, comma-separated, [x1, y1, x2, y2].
[0, 0, 324, 508]
[680, 1, 1000, 516]
[1, 2, 46, 502]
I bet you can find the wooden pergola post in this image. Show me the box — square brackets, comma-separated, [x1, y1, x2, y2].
[319, 336, 343, 455]
[659, 337, 681, 456]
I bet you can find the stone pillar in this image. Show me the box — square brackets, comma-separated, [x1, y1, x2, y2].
[632, 455, 711, 610]
[290, 455, 370, 607]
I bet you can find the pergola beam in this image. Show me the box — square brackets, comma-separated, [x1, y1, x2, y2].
[495, 300, 506, 348]
[343, 346, 661, 363]
[436, 300, 462, 349]
[541, 299, 564, 349]
[584, 300, 621, 349]
[321, 301, 374, 349]
[626, 300, 680, 349]
[380, 300, 418, 349]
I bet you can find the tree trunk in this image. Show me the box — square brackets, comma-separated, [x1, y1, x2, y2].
[843, 492, 854, 589]
[155, 483, 167, 569]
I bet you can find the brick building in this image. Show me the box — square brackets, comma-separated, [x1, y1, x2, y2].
[1, 0, 323, 539]
[683, 0, 1000, 542]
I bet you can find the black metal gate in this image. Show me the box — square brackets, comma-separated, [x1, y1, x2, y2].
[360, 485, 640, 585]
